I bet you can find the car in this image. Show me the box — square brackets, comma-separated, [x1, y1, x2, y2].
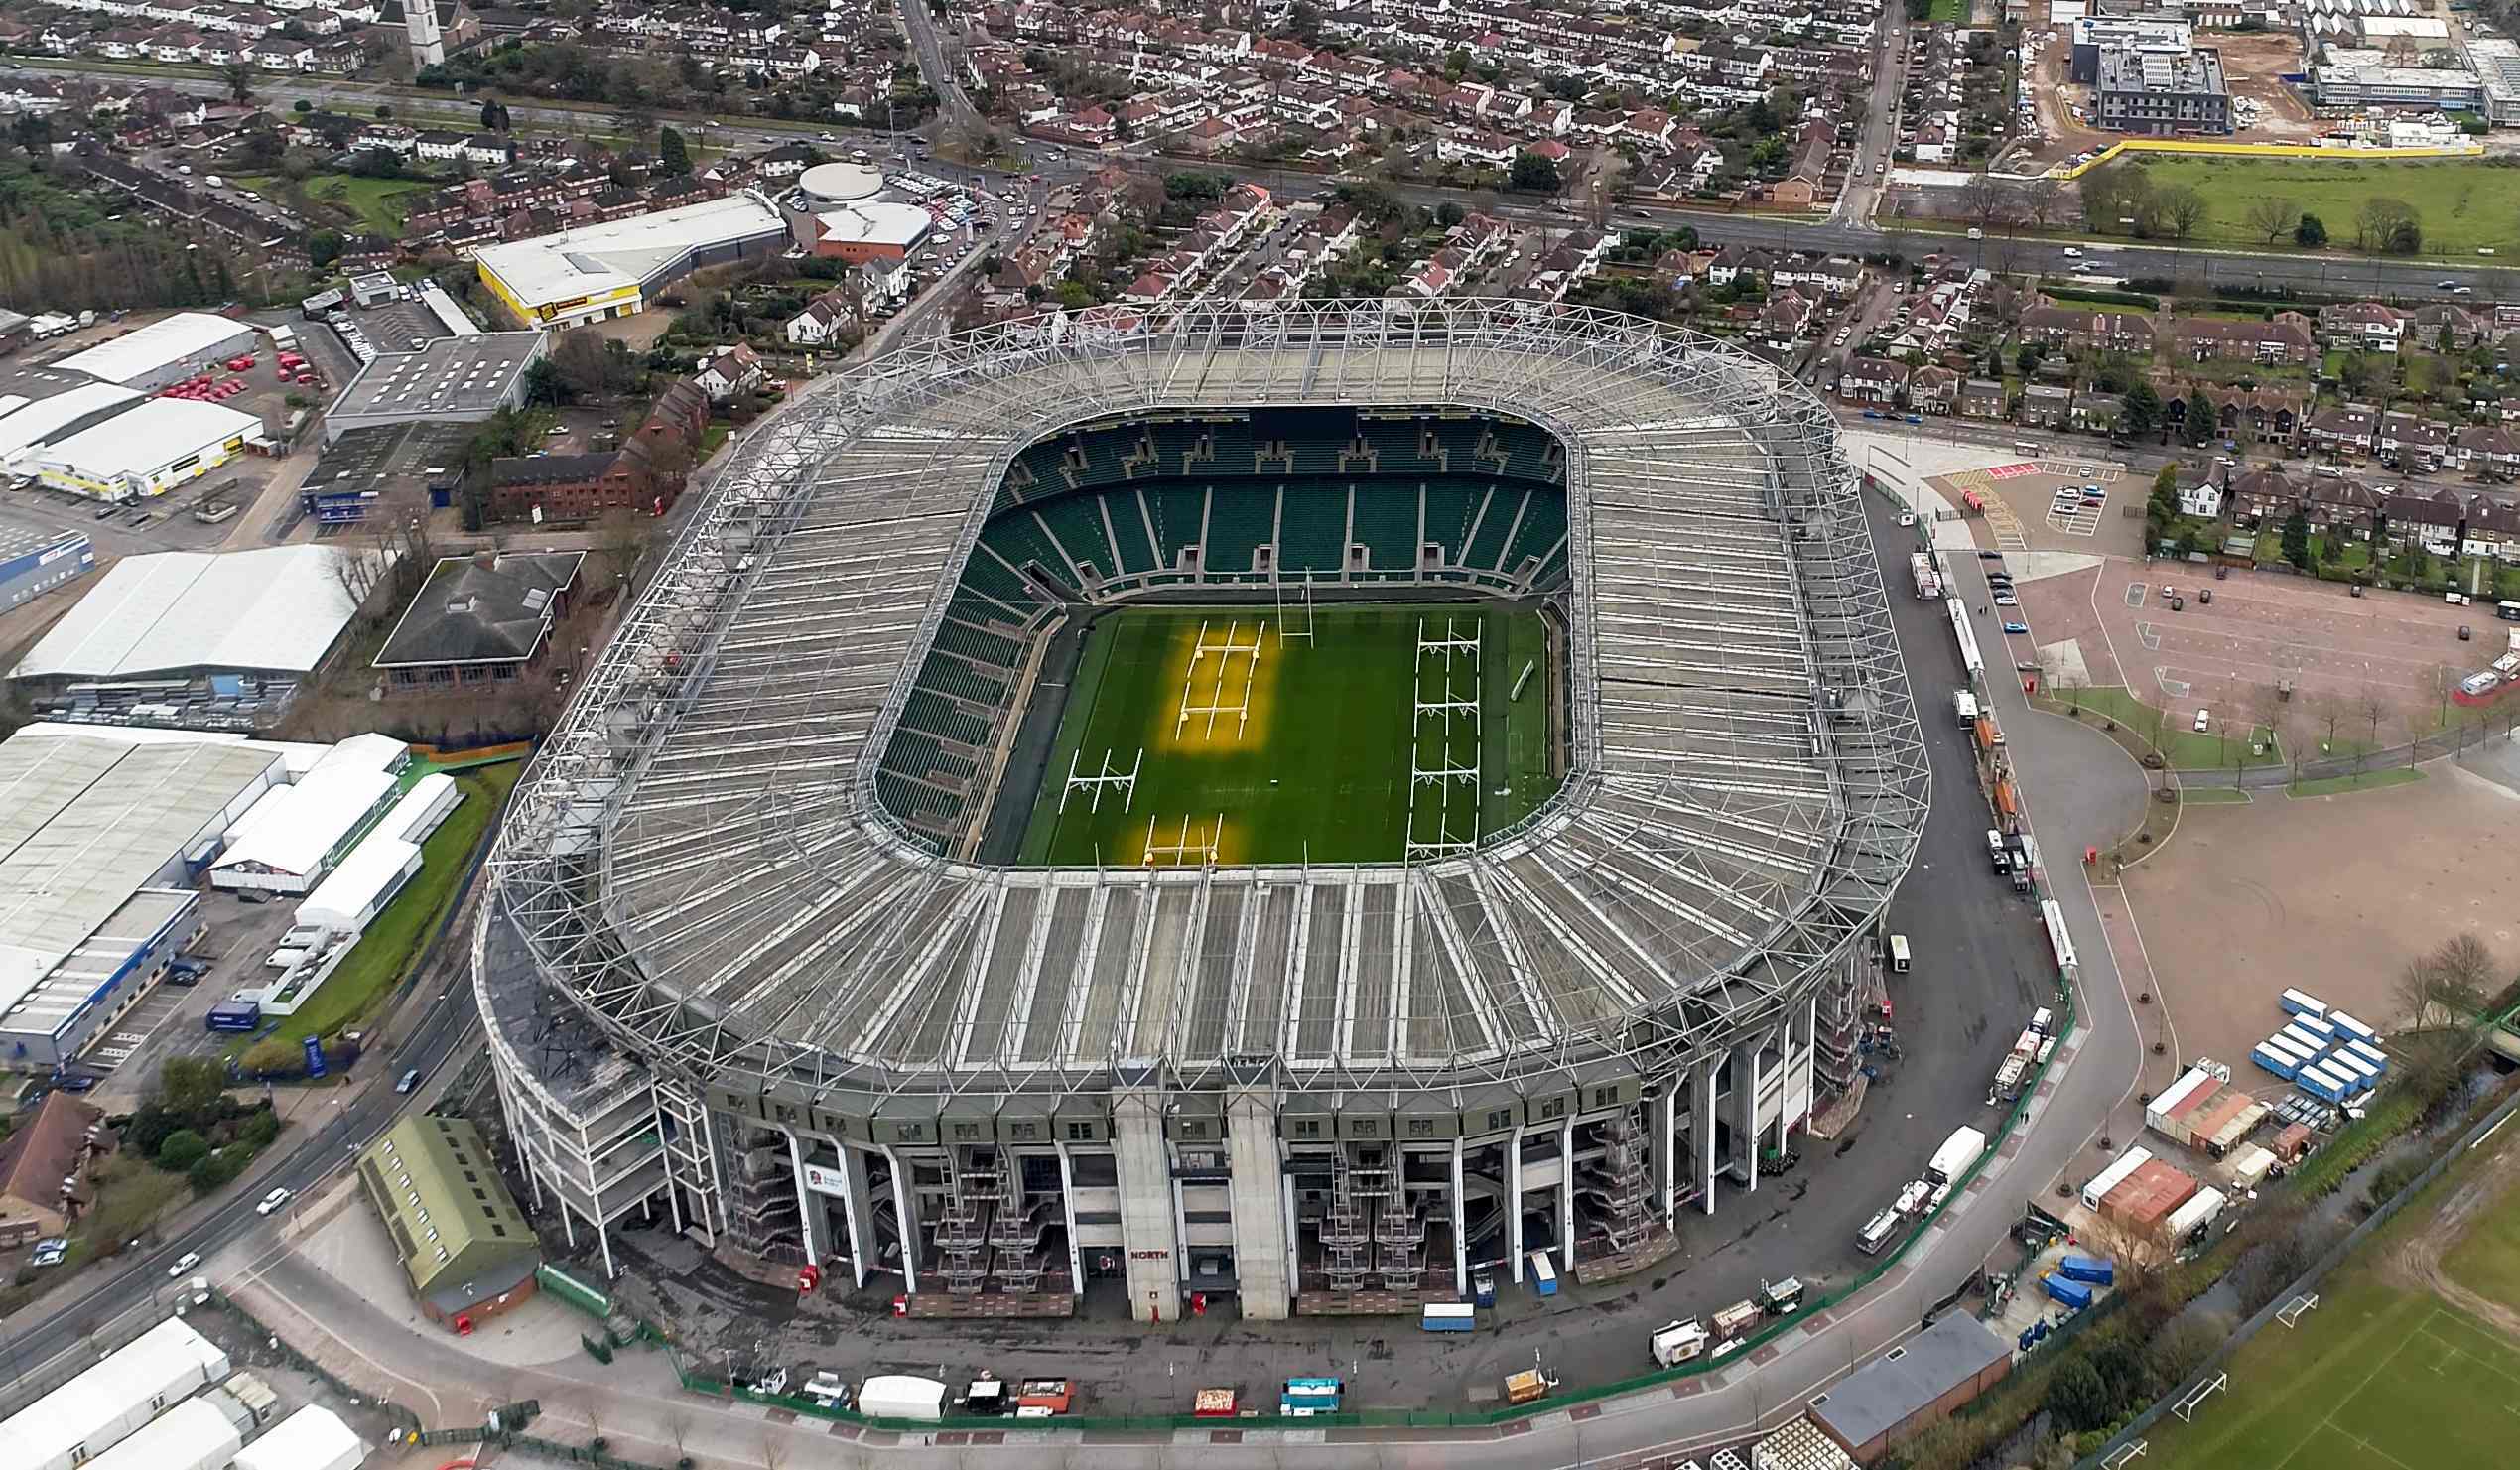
[2439, 280, 2459, 291]
[396, 1067, 423, 1094]
[1979, 550, 2005, 561]
[2192, 709, 2210, 733]
[93, 503, 119, 520]
[2002, 620, 2029, 635]
[1863, 409, 1884, 420]
[169, 1251, 199, 1277]
[127, 512, 155, 528]
[1897, 511, 1916, 526]
[257, 1187, 292, 1216]
[1994, 592, 2018, 606]
[31, 1245, 66, 1268]
[2455, 286, 2474, 296]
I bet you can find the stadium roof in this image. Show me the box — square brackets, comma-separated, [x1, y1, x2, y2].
[32, 396, 262, 480]
[474, 194, 787, 309]
[0, 380, 145, 461]
[491, 300, 1926, 1101]
[51, 312, 253, 386]
[0, 730, 279, 1013]
[12, 545, 379, 683]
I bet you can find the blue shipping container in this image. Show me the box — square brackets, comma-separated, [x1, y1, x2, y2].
[2251, 1045, 2299, 1081]
[2042, 1274, 2094, 1310]
[2057, 1255, 2115, 1286]
[1421, 1304, 1477, 1332]
[1528, 1251, 1557, 1296]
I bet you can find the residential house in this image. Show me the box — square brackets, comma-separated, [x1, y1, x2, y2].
[2303, 404, 2381, 459]
[2169, 313, 2316, 366]
[785, 289, 859, 347]
[694, 344, 765, 400]
[1911, 366, 1961, 415]
[1837, 356, 1910, 406]
[2019, 305, 2158, 355]
[2020, 383, 2076, 429]
[2315, 301, 2405, 353]
[372, 549, 585, 692]
[0, 1093, 108, 1246]
[2377, 411, 2452, 472]
[1958, 377, 2008, 420]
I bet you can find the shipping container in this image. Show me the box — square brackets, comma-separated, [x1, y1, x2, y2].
[856, 1377, 948, 1422]
[2298, 1064, 2352, 1104]
[2251, 1043, 2301, 1081]
[1710, 1299, 1762, 1338]
[1651, 1319, 1711, 1366]
[2329, 1052, 2379, 1090]
[2227, 1144, 2276, 1191]
[2294, 1015, 2336, 1043]
[2271, 1123, 2314, 1163]
[2277, 1023, 2326, 1058]
[2327, 1010, 2376, 1044]
[2345, 1038, 2387, 1071]
[2081, 1147, 2153, 1212]
[1504, 1370, 1549, 1404]
[1528, 1252, 1557, 1296]
[1279, 1378, 1343, 1415]
[1421, 1304, 1477, 1332]
[2204, 1101, 2270, 1158]
[2057, 1254, 2115, 1286]
[2103, 1160, 2201, 1239]
[2147, 1066, 2213, 1129]
[2279, 988, 2327, 1019]
[2042, 1273, 2094, 1310]
[2166, 1186, 2228, 1243]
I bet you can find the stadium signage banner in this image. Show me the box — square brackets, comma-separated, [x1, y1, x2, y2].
[802, 1161, 849, 1197]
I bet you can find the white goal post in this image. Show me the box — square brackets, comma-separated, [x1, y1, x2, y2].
[2170, 1372, 2226, 1424]
[2277, 1293, 2319, 1327]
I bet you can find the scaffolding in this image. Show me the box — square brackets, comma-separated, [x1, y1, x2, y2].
[933, 1152, 992, 1294]
[1584, 1108, 1657, 1255]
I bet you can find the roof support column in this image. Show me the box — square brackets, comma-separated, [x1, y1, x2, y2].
[1450, 1139, 1469, 1296]
[879, 1144, 919, 1295]
[1113, 1083, 1179, 1322]
[1733, 1036, 1763, 1194]
[1694, 1056, 1718, 1217]
[1506, 1125, 1525, 1281]
[1557, 1116, 1576, 1271]
[1227, 1085, 1290, 1320]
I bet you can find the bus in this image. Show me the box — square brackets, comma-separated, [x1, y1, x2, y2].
[2496, 601, 2520, 622]
[1420, 1304, 1477, 1332]
[2013, 441, 2044, 457]
[1279, 1378, 1343, 1415]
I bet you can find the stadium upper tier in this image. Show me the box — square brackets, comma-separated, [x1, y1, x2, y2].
[493, 301, 1925, 1101]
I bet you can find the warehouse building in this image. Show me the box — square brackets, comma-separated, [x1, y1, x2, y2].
[0, 527, 93, 612]
[321, 332, 546, 442]
[2096, 47, 2233, 135]
[209, 735, 410, 897]
[232, 1405, 367, 1470]
[10, 545, 384, 729]
[50, 312, 261, 393]
[473, 191, 788, 328]
[791, 198, 933, 264]
[0, 728, 281, 1072]
[297, 420, 477, 527]
[29, 396, 265, 503]
[4, 1315, 232, 1470]
[1806, 1312, 2013, 1465]
[0, 378, 145, 466]
[2311, 48, 2488, 110]
[357, 1114, 542, 1330]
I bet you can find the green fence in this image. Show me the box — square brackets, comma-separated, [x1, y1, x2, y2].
[540, 1262, 614, 1319]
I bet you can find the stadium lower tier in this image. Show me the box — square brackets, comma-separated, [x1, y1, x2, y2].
[482, 904, 1866, 1316]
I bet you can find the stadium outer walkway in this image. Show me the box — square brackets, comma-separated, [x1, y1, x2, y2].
[211, 496, 2152, 1470]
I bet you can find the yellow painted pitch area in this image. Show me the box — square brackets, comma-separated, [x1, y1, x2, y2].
[1153, 616, 1281, 756]
[1125, 811, 1250, 867]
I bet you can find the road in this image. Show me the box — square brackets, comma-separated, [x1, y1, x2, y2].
[1831, 0, 1912, 225]
[897, 0, 981, 136]
[0, 948, 484, 1411]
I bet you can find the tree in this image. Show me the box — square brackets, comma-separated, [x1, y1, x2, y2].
[2050, 1358, 2115, 1432]
[2340, 351, 2375, 400]
[2020, 176, 2062, 231]
[2397, 933, 2496, 1026]
[2353, 197, 2418, 253]
[156, 1056, 226, 1114]
[157, 1129, 210, 1171]
[2184, 390, 2217, 447]
[594, 506, 653, 597]
[2147, 462, 2182, 543]
[2015, 341, 2044, 375]
[221, 62, 253, 105]
[2295, 212, 2328, 248]
[241, 1037, 297, 1077]
[2123, 380, 2163, 438]
[1508, 151, 1561, 194]
[658, 125, 693, 177]
[2244, 195, 2301, 245]
[1436, 200, 1465, 227]
[2281, 506, 2312, 570]
[2157, 184, 2209, 241]
[1957, 170, 2002, 230]
[187, 1148, 243, 1196]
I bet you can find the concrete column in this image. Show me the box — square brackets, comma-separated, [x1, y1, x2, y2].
[1557, 1118, 1577, 1270]
[1694, 1057, 1719, 1216]
[1112, 1087, 1180, 1322]
[1281, 1173, 1299, 1295]
[1226, 1089, 1292, 1319]
[879, 1144, 919, 1294]
[1653, 1088, 1678, 1222]
[783, 1130, 823, 1268]
[1507, 1125, 1526, 1282]
[840, 1144, 879, 1288]
[1787, 999, 1816, 1148]
[1450, 1140, 1469, 1294]
[1732, 1037, 1763, 1192]
[1054, 1142, 1084, 1295]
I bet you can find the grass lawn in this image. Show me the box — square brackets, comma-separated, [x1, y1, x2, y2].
[2177, 786, 2252, 804]
[2142, 1102, 2520, 1470]
[244, 761, 520, 1049]
[2053, 684, 2282, 769]
[1929, 0, 1966, 20]
[233, 173, 436, 233]
[2289, 767, 2425, 798]
[1017, 603, 1555, 866]
[0, 1159, 189, 1316]
[2104, 156, 2520, 257]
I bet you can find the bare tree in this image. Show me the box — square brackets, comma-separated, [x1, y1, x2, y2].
[2243, 196, 2301, 245]
[2245, 682, 2285, 765]
[663, 1408, 692, 1460]
[2019, 176, 2062, 231]
[1957, 170, 2002, 230]
[326, 541, 385, 618]
[592, 506, 653, 598]
[760, 1430, 788, 1470]
[2157, 184, 2210, 241]
[2315, 693, 2347, 755]
[2355, 685, 2389, 771]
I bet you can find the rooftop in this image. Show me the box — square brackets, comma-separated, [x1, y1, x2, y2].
[809, 200, 934, 250]
[302, 419, 478, 501]
[327, 332, 545, 424]
[2098, 45, 2227, 95]
[32, 397, 263, 481]
[474, 193, 787, 308]
[1808, 1312, 2009, 1451]
[0, 380, 146, 462]
[0, 1091, 103, 1220]
[375, 551, 585, 668]
[50, 312, 255, 386]
[12, 545, 380, 683]
[356, 1114, 540, 1311]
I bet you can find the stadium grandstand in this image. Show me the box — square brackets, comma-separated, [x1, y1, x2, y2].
[477, 300, 1927, 1323]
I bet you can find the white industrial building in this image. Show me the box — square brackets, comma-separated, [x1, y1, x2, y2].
[211, 761, 401, 895]
[10, 545, 384, 729]
[232, 1405, 367, 1470]
[30, 396, 266, 502]
[50, 312, 262, 392]
[0, 380, 144, 464]
[6, 1316, 231, 1470]
[293, 772, 459, 935]
[82, 1394, 251, 1470]
[473, 192, 788, 327]
[0, 729, 279, 1071]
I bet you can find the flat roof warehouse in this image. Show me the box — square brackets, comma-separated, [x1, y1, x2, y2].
[473, 192, 788, 325]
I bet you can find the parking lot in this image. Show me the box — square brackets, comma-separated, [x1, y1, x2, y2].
[1934, 457, 2140, 558]
[72, 888, 313, 1105]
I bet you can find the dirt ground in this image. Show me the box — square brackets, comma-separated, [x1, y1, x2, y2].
[2017, 555, 2493, 736]
[2210, 31, 2321, 136]
[2121, 760, 2520, 1088]
[2382, 1121, 2520, 1347]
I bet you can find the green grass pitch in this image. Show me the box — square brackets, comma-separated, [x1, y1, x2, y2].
[1016, 602, 1557, 867]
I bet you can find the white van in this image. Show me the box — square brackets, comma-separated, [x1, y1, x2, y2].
[1889, 934, 1911, 973]
[2192, 709, 2210, 733]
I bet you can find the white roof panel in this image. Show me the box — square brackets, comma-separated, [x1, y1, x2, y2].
[231, 1405, 366, 1470]
[474, 194, 786, 309]
[33, 396, 262, 481]
[0, 381, 146, 460]
[4, 1316, 230, 1470]
[51, 312, 254, 385]
[212, 764, 398, 879]
[296, 833, 419, 931]
[12, 546, 380, 681]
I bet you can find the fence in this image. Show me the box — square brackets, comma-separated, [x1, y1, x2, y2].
[2076, 1082, 2520, 1468]
[2167, 714, 2515, 789]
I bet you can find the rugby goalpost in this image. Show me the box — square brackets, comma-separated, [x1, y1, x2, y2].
[1060, 748, 1143, 815]
[2277, 1292, 2319, 1327]
[1142, 813, 1222, 867]
[2170, 1372, 2226, 1424]
[1405, 616, 1482, 862]
[1175, 618, 1266, 740]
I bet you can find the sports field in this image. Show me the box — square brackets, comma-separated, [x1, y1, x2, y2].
[2102, 157, 2520, 256]
[2142, 1110, 2520, 1470]
[1017, 602, 1557, 867]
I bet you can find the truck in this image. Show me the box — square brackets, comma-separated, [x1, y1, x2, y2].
[1926, 1126, 1987, 1186]
[1856, 1208, 1900, 1255]
[1709, 1298, 1762, 1340]
[1504, 1370, 1551, 1405]
[1910, 551, 1941, 600]
[1650, 1318, 1710, 1366]
[1759, 1277, 1804, 1314]
[1992, 1052, 2030, 1102]
[266, 325, 298, 352]
[1953, 689, 1980, 727]
[855, 1375, 948, 1422]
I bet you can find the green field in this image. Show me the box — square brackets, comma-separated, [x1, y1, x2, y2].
[231, 172, 436, 234]
[1017, 603, 1557, 867]
[2144, 1113, 2520, 1470]
[2054, 685, 2282, 769]
[2113, 157, 2520, 257]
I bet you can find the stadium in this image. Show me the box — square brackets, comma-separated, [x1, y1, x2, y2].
[476, 300, 1928, 1320]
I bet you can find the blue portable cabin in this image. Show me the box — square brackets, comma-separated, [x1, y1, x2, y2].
[1421, 1304, 1477, 1333]
[1280, 1378, 1344, 1415]
[2329, 1052, 2380, 1091]
[2327, 1009, 2376, 1044]
[2276, 1023, 2327, 1059]
[205, 999, 261, 1032]
[2345, 1038, 2388, 1072]
[2250, 1043, 2296, 1081]
[2279, 988, 2327, 1019]
[2294, 1015, 2336, 1043]
[2057, 1255, 2115, 1286]
[1472, 1271, 1497, 1307]
[2042, 1274, 2094, 1310]
[1528, 1251, 1558, 1296]
[2298, 1063, 2352, 1104]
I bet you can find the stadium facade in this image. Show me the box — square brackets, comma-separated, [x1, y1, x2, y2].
[478, 300, 1928, 1315]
